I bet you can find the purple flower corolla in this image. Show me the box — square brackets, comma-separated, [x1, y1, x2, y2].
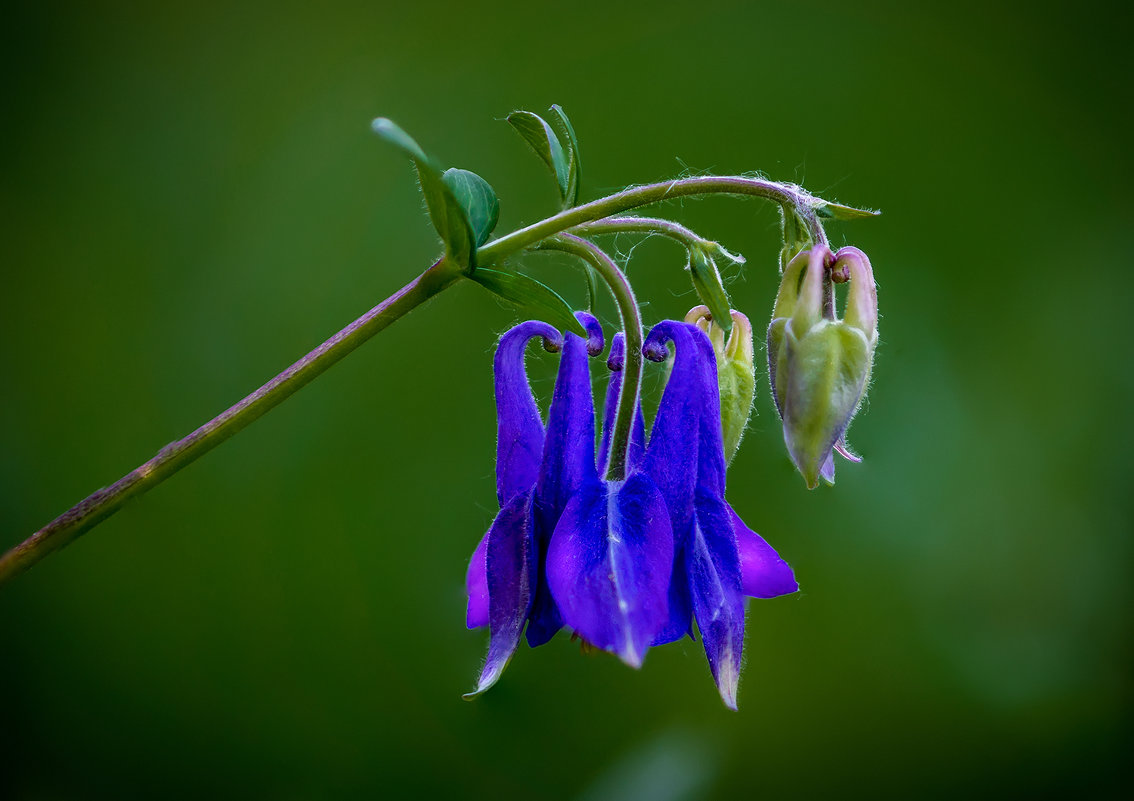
[465, 314, 603, 696]
[544, 328, 674, 668]
[640, 321, 797, 707]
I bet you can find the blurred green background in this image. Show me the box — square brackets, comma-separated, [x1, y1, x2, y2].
[2, 1, 1130, 798]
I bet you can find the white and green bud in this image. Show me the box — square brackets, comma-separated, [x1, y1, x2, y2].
[685, 305, 756, 465]
[767, 245, 877, 488]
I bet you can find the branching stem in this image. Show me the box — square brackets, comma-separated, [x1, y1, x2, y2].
[3, 174, 834, 584]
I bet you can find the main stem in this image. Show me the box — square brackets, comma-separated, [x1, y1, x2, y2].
[4, 174, 832, 584]
[0, 259, 460, 584]
[537, 235, 642, 482]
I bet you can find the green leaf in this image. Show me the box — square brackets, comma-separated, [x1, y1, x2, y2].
[814, 200, 880, 220]
[442, 168, 499, 247]
[371, 117, 476, 271]
[506, 111, 570, 200]
[548, 105, 581, 207]
[470, 268, 586, 337]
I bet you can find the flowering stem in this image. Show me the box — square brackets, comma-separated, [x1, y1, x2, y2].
[477, 175, 829, 267]
[536, 234, 642, 483]
[0, 258, 461, 585]
[5, 174, 835, 583]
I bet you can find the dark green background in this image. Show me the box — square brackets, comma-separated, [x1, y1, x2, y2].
[2, 1, 1130, 798]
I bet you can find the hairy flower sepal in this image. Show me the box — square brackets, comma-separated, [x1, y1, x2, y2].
[546, 475, 675, 667]
[768, 245, 878, 488]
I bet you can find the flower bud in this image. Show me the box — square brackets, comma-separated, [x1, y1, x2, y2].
[687, 242, 743, 338]
[767, 245, 877, 488]
[685, 305, 756, 465]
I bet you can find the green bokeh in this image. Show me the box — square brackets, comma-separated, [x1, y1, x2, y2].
[2, 1, 1130, 798]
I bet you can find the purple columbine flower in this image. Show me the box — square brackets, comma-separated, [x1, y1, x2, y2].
[543, 325, 675, 669]
[468, 314, 796, 706]
[464, 314, 603, 696]
[641, 321, 798, 708]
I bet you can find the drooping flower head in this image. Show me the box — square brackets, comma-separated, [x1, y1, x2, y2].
[768, 244, 878, 488]
[468, 312, 797, 706]
[464, 314, 603, 696]
[643, 319, 797, 708]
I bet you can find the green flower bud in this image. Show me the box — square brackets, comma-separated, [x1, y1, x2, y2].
[687, 242, 743, 337]
[685, 305, 756, 465]
[779, 205, 812, 274]
[767, 245, 878, 488]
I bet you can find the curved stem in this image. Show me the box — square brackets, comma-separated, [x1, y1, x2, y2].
[6, 174, 845, 583]
[0, 258, 462, 585]
[478, 175, 828, 267]
[536, 235, 641, 482]
[572, 216, 710, 249]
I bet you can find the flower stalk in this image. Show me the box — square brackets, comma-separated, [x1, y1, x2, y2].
[2, 170, 855, 586]
[535, 234, 643, 482]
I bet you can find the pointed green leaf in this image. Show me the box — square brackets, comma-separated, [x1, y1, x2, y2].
[814, 200, 881, 220]
[470, 268, 586, 337]
[371, 117, 475, 271]
[442, 168, 499, 247]
[506, 111, 570, 201]
[549, 105, 581, 207]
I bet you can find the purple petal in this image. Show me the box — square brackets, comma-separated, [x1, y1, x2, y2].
[574, 311, 606, 357]
[598, 333, 646, 475]
[650, 546, 693, 646]
[465, 532, 489, 629]
[728, 504, 798, 599]
[466, 491, 536, 697]
[546, 473, 674, 668]
[688, 489, 746, 709]
[529, 332, 600, 645]
[641, 322, 714, 643]
[691, 328, 727, 497]
[643, 322, 711, 546]
[494, 321, 562, 506]
[535, 333, 599, 525]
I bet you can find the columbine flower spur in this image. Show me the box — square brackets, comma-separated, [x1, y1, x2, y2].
[5, 106, 881, 711]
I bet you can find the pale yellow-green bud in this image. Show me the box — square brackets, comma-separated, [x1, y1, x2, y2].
[767, 245, 878, 488]
[685, 305, 755, 465]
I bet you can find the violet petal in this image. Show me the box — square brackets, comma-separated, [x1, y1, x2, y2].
[494, 320, 562, 506]
[466, 490, 536, 697]
[465, 532, 489, 629]
[546, 473, 674, 668]
[688, 488, 746, 709]
[529, 332, 600, 646]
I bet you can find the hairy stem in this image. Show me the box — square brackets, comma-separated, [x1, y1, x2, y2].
[478, 175, 829, 267]
[571, 216, 712, 249]
[536, 235, 642, 483]
[6, 174, 837, 583]
[0, 258, 461, 584]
